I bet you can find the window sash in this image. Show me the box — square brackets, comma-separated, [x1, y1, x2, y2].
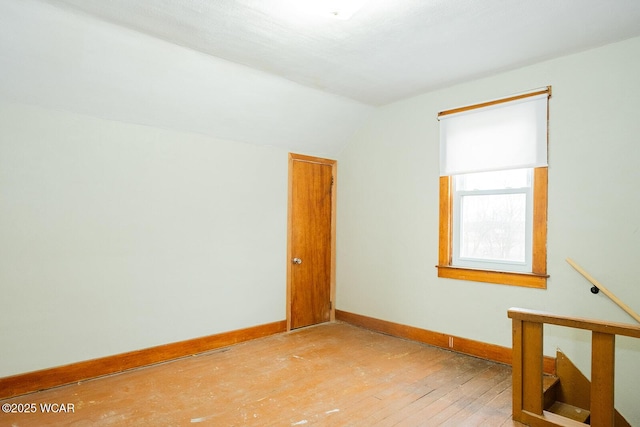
[452, 184, 533, 273]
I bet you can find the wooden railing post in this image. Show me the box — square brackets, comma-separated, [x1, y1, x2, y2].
[511, 317, 544, 423]
[522, 321, 544, 415]
[512, 317, 524, 421]
[590, 332, 615, 427]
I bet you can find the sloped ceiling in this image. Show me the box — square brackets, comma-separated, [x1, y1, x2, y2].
[2, 0, 640, 155]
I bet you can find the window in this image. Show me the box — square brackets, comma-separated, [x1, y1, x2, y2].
[454, 168, 532, 273]
[436, 88, 550, 288]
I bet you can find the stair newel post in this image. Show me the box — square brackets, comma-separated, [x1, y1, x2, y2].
[512, 316, 544, 423]
[512, 317, 524, 421]
[522, 320, 544, 415]
[590, 331, 615, 427]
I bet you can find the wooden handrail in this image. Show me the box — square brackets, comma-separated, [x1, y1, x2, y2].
[566, 258, 640, 324]
[510, 307, 640, 338]
[508, 308, 640, 427]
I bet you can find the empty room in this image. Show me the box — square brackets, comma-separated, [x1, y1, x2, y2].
[1, 0, 640, 426]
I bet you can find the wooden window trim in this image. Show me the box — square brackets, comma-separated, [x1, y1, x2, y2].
[437, 167, 548, 289]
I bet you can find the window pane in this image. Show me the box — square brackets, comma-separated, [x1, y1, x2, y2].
[456, 168, 530, 191]
[459, 193, 526, 263]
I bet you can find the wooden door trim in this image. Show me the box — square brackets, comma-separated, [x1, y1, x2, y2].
[286, 153, 337, 331]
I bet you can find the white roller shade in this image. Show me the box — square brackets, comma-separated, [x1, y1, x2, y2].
[439, 92, 548, 176]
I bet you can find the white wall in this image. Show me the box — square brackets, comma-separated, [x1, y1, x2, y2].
[0, 0, 366, 379]
[0, 101, 288, 377]
[337, 36, 640, 424]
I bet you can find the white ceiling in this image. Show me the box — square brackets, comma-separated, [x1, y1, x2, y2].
[38, 0, 640, 106]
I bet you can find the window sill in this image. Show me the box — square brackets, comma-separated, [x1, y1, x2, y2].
[436, 265, 548, 289]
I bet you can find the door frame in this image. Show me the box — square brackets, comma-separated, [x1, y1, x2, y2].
[286, 153, 337, 331]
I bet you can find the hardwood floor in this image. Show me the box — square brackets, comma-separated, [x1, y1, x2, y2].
[0, 322, 526, 426]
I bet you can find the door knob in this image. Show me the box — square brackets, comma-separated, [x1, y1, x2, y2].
[292, 257, 302, 265]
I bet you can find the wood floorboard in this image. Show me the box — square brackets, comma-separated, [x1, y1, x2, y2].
[411, 364, 508, 425]
[438, 374, 512, 426]
[0, 322, 527, 426]
[374, 357, 494, 426]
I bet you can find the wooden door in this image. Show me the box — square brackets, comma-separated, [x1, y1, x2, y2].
[287, 153, 336, 330]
